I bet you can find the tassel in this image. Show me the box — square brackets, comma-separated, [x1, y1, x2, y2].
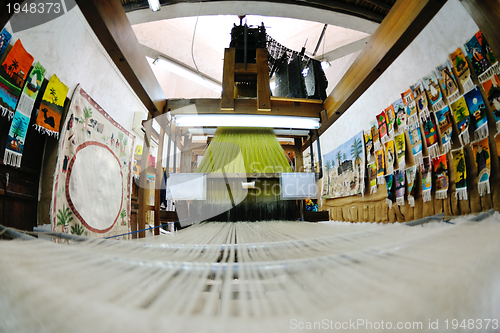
[398, 161, 406, 171]
[386, 198, 393, 209]
[447, 90, 461, 104]
[455, 188, 468, 201]
[462, 77, 475, 92]
[408, 195, 415, 207]
[435, 190, 448, 199]
[428, 144, 440, 159]
[422, 190, 432, 202]
[377, 176, 385, 184]
[386, 166, 394, 175]
[478, 62, 500, 83]
[475, 123, 489, 141]
[432, 99, 446, 111]
[370, 185, 377, 194]
[407, 114, 418, 126]
[478, 181, 491, 196]
[458, 131, 470, 146]
[419, 108, 431, 121]
[387, 129, 394, 140]
[441, 140, 451, 154]
[413, 152, 423, 166]
[33, 124, 60, 139]
[1, 106, 14, 121]
[396, 197, 404, 206]
[381, 135, 389, 144]
[3, 150, 22, 168]
[374, 141, 381, 151]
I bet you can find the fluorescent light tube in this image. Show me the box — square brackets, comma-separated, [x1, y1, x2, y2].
[147, 0, 161, 12]
[175, 114, 319, 129]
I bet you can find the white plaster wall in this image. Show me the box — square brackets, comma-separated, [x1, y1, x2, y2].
[5, 7, 148, 134]
[319, 0, 479, 156]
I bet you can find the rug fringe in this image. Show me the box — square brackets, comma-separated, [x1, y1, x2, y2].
[446, 90, 461, 104]
[455, 187, 468, 201]
[33, 124, 60, 139]
[377, 176, 385, 184]
[458, 130, 470, 146]
[475, 123, 489, 141]
[370, 185, 377, 194]
[435, 190, 448, 200]
[441, 140, 451, 154]
[478, 181, 490, 196]
[3, 150, 22, 168]
[386, 198, 393, 209]
[413, 152, 423, 166]
[408, 195, 415, 207]
[432, 99, 446, 111]
[422, 190, 432, 202]
[396, 197, 404, 206]
[427, 144, 440, 160]
[478, 62, 500, 83]
[462, 77, 475, 92]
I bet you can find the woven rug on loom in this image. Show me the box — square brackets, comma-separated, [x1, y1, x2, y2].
[51, 85, 135, 239]
[0, 39, 34, 120]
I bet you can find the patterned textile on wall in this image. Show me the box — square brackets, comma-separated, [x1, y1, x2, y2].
[371, 122, 381, 151]
[0, 40, 34, 120]
[51, 85, 135, 238]
[496, 133, 500, 162]
[452, 148, 467, 201]
[436, 59, 460, 104]
[434, 106, 453, 154]
[0, 29, 12, 58]
[384, 139, 395, 175]
[321, 131, 364, 199]
[384, 104, 396, 139]
[411, 80, 430, 121]
[395, 169, 405, 206]
[449, 47, 474, 92]
[422, 115, 439, 159]
[377, 110, 389, 144]
[375, 148, 385, 184]
[395, 132, 406, 171]
[405, 164, 417, 207]
[364, 129, 373, 160]
[367, 161, 377, 194]
[4, 62, 46, 168]
[472, 137, 491, 197]
[34, 74, 69, 138]
[408, 122, 423, 165]
[421, 156, 432, 202]
[423, 70, 446, 111]
[384, 173, 394, 209]
[451, 96, 471, 146]
[433, 153, 449, 200]
[402, 88, 418, 126]
[464, 31, 499, 83]
[464, 86, 489, 141]
[481, 75, 500, 133]
[393, 97, 406, 132]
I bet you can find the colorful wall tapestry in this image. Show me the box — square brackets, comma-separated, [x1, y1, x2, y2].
[384, 139, 395, 175]
[405, 165, 417, 207]
[0, 29, 12, 58]
[367, 161, 377, 194]
[411, 80, 430, 120]
[472, 137, 491, 196]
[384, 104, 396, 138]
[51, 85, 135, 239]
[433, 154, 449, 199]
[375, 148, 385, 184]
[385, 173, 394, 209]
[408, 122, 423, 165]
[395, 169, 405, 206]
[364, 129, 373, 160]
[449, 47, 474, 92]
[377, 111, 389, 143]
[452, 148, 467, 201]
[423, 70, 445, 111]
[436, 59, 460, 103]
[481, 75, 500, 132]
[0, 40, 34, 120]
[464, 86, 489, 140]
[322, 131, 364, 199]
[393, 98, 406, 131]
[4, 62, 46, 168]
[421, 156, 432, 202]
[402, 88, 418, 126]
[434, 106, 453, 154]
[371, 122, 381, 151]
[422, 115, 439, 159]
[395, 131, 406, 170]
[34, 74, 69, 138]
[464, 31, 499, 82]
[451, 96, 471, 146]
[496, 133, 500, 162]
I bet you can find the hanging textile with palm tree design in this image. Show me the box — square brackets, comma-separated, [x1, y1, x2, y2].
[34, 74, 69, 138]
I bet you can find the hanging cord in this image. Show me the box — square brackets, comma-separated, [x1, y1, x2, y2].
[191, 1, 215, 92]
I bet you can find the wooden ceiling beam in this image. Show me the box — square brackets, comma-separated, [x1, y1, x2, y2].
[75, 0, 166, 118]
[302, 0, 446, 152]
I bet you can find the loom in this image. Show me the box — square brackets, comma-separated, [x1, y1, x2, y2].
[1, 210, 500, 332]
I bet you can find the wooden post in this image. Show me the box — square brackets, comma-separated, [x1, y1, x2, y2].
[221, 48, 235, 111]
[256, 48, 271, 111]
[154, 118, 166, 236]
[295, 138, 304, 172]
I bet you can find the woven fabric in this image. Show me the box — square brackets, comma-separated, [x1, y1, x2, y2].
[421, 156, 432, 202]
[384, 139, 395, 175]
[432, 154, 449, 199]
[0, 40, 34, 120]
[472, 137, 491, 197]
[436, 59, 460, 103]
[393, 97, 406, 132]
[452, 148, 467, 201]
[481, 75, 500, 132]
[405, 164, 417, 207]
[375, 148, 385, 183]
[371, 122, 381, 151]
[4, 62, 45, 168]
[411, 80, 431, 120]
[402, 88, 418, 126]
[449, 47, 474, 92]
[464, 86, 489, 140]
[384, 104, 396, 139]
[408, 122, 423, 165]
[422, 115, 439, 159]
[34, 74, 69, 138]
[377, 110, 389, 143]
[423, 70, 445, 111]
[0, 28, 12, 58]
[434, 106, 453, 154]
[364, 129, 373, 160]
[451, 96, 471, 146]
[52, 85, 135, 238]
[464, 31, 499, 82]
[395, 131, 406, 171]
[367, 161, 377, 194]
[384, 173, 394, 209]
[395, 169, 405, 206]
